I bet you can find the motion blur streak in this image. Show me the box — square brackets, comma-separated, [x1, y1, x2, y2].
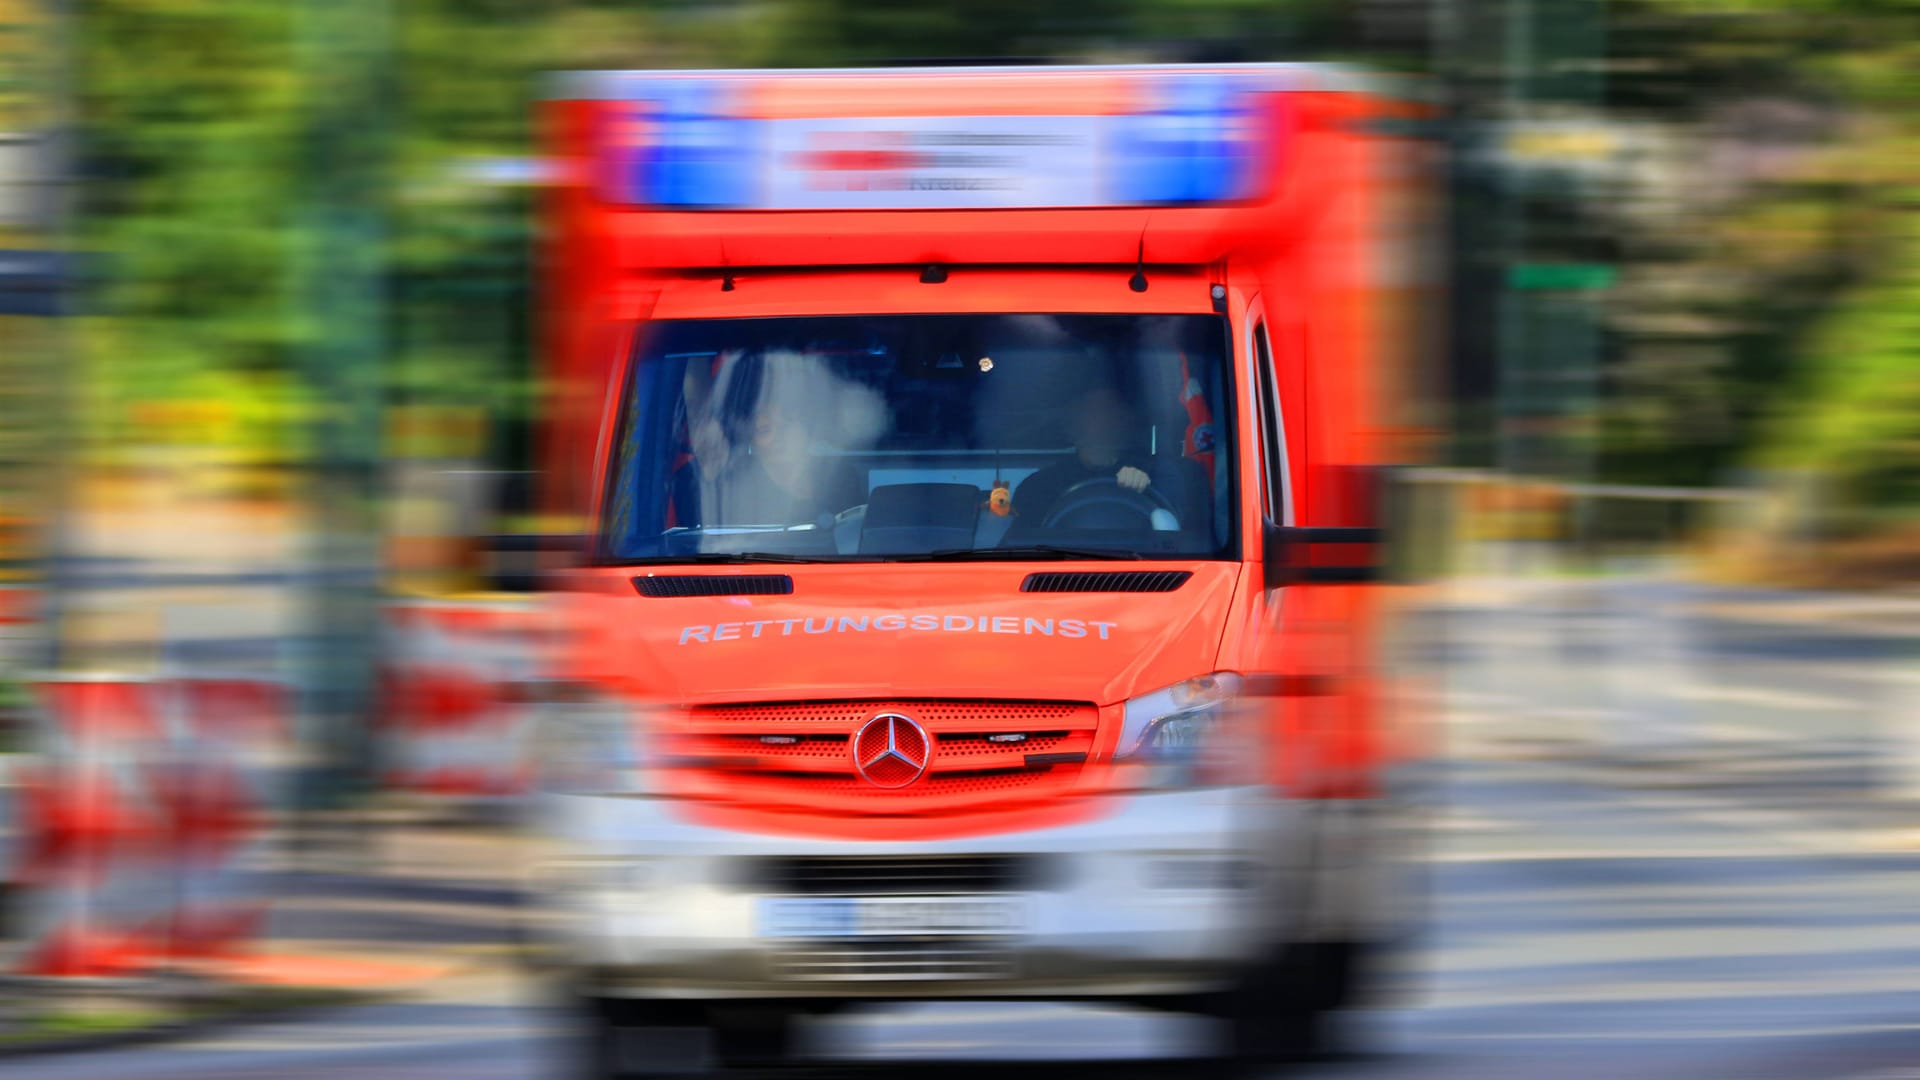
[0, 1, 1914, 1078]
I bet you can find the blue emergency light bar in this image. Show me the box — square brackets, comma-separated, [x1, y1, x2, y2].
[621, 81, 762, 209]
[598, 70, 1282, 212]
[1108, 75, 1267, 205]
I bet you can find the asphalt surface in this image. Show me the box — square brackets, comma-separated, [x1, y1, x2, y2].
[8, 581, 1920, 1079]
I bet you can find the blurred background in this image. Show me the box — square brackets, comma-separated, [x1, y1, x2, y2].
[0, 0, 1916, 1076]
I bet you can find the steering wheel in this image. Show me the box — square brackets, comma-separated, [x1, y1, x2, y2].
[1040, 476, 1180, 531]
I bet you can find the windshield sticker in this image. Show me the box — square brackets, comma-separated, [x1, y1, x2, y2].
[677, 615, 1116, 645]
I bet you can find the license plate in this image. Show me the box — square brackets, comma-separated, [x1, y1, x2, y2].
[756, 896, 1024, 939]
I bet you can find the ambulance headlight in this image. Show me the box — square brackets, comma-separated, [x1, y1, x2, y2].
[533, 685, 655, 796]
[1115, 673, 1252, 788]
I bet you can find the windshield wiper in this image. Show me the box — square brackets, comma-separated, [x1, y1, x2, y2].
[897, 545, 1146, 562]
[607, 551, 848, 565]
[607, 546, 1152, 565]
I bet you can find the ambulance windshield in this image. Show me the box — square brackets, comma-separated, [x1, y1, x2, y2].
[600, 313, 1235, 562]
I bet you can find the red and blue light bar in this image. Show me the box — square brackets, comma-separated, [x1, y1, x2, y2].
[597, 69, 1285, 212]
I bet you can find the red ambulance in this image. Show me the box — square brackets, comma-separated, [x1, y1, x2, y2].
[533, 63, 1431, 1075]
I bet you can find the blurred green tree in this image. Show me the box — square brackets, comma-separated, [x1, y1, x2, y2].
[1591, 1, 1919, 530]
[68, 0, 1919, 553]
[78, 0, 308, 459]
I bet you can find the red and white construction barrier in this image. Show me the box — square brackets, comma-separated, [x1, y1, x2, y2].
[0, 585, 36, 669]
[12, 677, 165, 977]
[8, 673, 289, 977]
[378, 597, 554, 800]
[158, 676, 290, 963]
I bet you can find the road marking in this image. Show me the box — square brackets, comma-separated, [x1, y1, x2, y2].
[1426, 847, 1837, 863]
[172, 1026, 531, 1054]
[1432, 809, 1511, 833]
[1672, 684, 1855, 711]
[1769, 661, 1920, 688]
[1447, 691, 1523, 707]
[1447, 755, 1903, 858]
[1411, 974, 1920, 1013]
[1424, 1020, 1920, 1043]
[1701, 721, 1800, 742]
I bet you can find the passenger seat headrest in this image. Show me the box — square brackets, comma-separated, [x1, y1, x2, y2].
[858, 482, 983, 554]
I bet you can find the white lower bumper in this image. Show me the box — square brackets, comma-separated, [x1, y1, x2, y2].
[537, 787, 1309, 999]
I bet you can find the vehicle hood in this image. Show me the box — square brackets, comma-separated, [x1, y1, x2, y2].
[561, 562, 1242, 707]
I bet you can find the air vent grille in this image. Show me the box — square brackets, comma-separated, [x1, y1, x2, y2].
[770, 939, 1015, 982]
[631, 574, 794, 598]
[751, 855, 1037, 896]
[1020, 570, 1191, 593]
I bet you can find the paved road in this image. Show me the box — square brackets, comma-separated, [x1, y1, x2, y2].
[9, 587, 1919, 1079]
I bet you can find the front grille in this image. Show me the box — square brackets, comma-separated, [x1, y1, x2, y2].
[669, 759, 1088, 814]
[689, 731, 1075, 766]
[667, 700, 1098, 816]
[752, 855, 1036, 895]
[770, 939, 1016, 982]
[691, 700, 1085, 728]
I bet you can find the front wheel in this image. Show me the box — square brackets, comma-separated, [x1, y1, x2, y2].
[707, 1001, 799, 1069]
[1208, 940, 1362, 1069]
[569, 995, 712, 1079]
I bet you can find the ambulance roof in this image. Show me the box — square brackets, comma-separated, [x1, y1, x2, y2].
[548, 62, 1391, 101]
[546, 63, 1411, 272]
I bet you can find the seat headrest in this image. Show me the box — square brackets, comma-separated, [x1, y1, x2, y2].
[862, 482, 982, 529]
[858, 482, 982, 555]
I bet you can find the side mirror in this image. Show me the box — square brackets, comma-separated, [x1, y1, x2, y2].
[1261, 465, 1397, 590]
[1262, 524, 1384, 589]
[482, 531, 590, 592]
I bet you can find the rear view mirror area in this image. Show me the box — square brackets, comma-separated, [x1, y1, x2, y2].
[1263, 524, 1384, 588]
[1263, 465, 1422, 589]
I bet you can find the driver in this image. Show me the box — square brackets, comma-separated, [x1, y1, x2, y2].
[1013, 384, 1159, 525]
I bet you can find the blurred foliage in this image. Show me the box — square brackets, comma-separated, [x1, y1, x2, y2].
[77, 0, 306, 456]
[0, 0, 56, 133]
[51, 0, 1920, 542]
[1763, 196, 1920, 526]
[1589, 0, 1919, 527]
[66, 0, 1389, 469]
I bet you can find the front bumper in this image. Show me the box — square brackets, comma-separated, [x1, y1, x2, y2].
[538, 787, 1305, 1000]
